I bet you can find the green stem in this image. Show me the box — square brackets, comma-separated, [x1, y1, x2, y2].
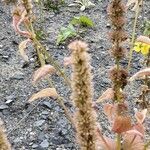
[127, 5, 140, 71]
[117, 134, 121, 150]
[144, 140, 150, 150]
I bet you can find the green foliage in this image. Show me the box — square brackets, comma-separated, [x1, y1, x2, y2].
[71, 16, 94, 27]
[56, 24, 77, 45]
[57, 16, 94, 45]
[35, 29, 46, 40]
[144, 20, 150, 36]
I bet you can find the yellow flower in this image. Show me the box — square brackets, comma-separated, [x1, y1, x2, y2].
[133, 41, 150, 55]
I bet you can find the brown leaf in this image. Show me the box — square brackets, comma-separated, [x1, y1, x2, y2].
[135, 109, 147, 124]
[112, 115, 132, 134]
[28, 88, 58, 103]
[137, 36, 150, 45]
[103, 104, 115, 122]
[98, 136, 116, 150]
[18, 39, 31, 61]
[96, 88, 114, 103]
[122, 129, 144, 150]
[12, 8, 31, 38]
[129, 68, 150, 81]
[32, 65, 56, 84]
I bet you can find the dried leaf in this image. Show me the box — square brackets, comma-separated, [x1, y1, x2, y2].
[32, 65, 56, 84]
[103, 104, 115, 122]
[64, 57, 72, 67]
[112, 115, 132, 134]
[137, 36, 150, 45]
[96, 88, 114, 103]
[135, 109, 147, 124]
[126, 0, 142, 11]
[129, 68, 150, 81]
[133, 123, 145, 135]
[12, 7, 31, 38]
[28, 88, 58, 103]
[122, 129, 144, 150]
[18, 39, 31, 61]
[98, 135, 116, 150]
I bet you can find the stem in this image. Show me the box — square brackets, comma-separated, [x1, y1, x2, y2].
[127, 5, 140, 71]
[116, 134, 121, 150]
[144, 140, 150, 150]
[26, 21, 71, 87]
[97, 128, 111, 150]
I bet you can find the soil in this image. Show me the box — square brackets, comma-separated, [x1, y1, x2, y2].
[0, 0, 150, 150]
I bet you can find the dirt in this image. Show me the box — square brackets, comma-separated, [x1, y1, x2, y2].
[0, 0, 150, 150]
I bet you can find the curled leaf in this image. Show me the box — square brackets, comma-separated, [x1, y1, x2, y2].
[129, 68, 150, 81]
[28, 88, 58, 103]
[18, 39, 31, 61]
[96, 88, 114, 103]
[137, 36, 150, 45]
[32, 65, 56, 84]
[12, 6, 31, 38]
[135, 109, 147, 124]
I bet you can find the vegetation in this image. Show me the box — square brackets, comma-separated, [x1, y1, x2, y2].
[1, 0, 150, 149]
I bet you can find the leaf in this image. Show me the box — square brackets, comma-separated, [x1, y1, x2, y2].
[126, 0, 142, 11]
[56, 24, 77, 45]
[71, 16, 94, 27]
[28, 88, 58, 103]
[32, 65, 56, 84]
[137, 36, 150, 45]
[122, 130, 144, 150]
[12, 7, 31, 38]
[96, 88, 114, 103]
[129, 68, 150, 81]
[18, 39, 31, 61]
[135, 109, 147, 124]
[103, 104, 115, 122]
[98, 135, 116, 150]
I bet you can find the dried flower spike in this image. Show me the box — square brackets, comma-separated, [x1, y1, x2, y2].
[69, 40, 98, 150]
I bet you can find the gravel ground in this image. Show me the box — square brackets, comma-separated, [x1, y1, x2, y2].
[0, 0, 150, 149]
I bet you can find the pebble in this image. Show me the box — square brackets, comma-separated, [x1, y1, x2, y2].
[34, 120, 45, 127]
[10, 72, 24, 80]
[40, 139, 49, 148]
[42, 101, 52, 109]
[0, 104, 9, 110]
[32, 144, 38, 149]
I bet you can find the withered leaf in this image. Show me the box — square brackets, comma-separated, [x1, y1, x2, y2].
[32, 65, 56, 84]
[28, 88, 58, 103]
[96, 88, 114, 103]
[135, 109, 147, 124]
[137, 36, 150, 45]
[18, 39, 31, 62]
[129, 68, 150, 81]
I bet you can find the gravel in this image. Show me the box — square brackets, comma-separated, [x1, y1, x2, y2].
[0, 0, 150, 149]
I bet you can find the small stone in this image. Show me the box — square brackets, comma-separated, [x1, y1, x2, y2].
[41, 111, 49, 115]
[32, 144, 38, 149]
[0, 105, 9, 110]
[5, 99, 13, 104]
[42, 101, 51, 109]
[11, 72, 24, 80]
[34, 120, 45, 127]
[40, 139, 49, 148]
[0, 45, 3, 48]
